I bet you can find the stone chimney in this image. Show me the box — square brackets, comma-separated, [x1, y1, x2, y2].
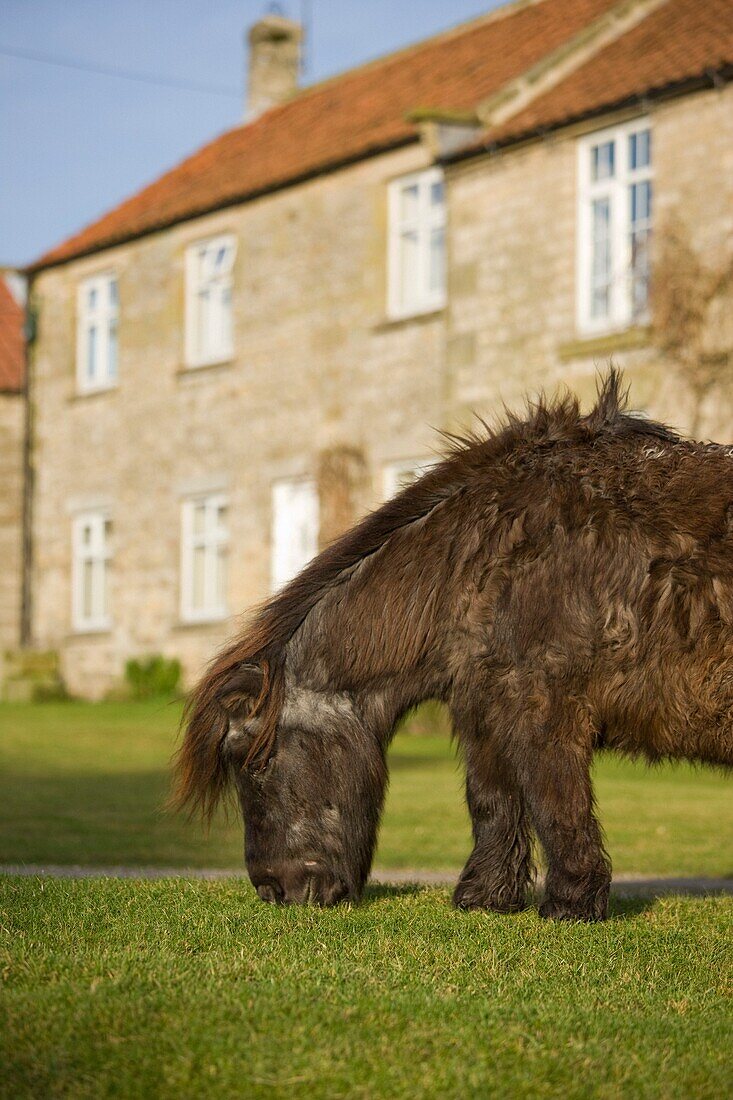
[246, 13, 302, 121]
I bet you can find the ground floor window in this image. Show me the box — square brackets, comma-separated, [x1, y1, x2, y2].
[271, 478, 319, 591]
[383, 457, 437, 500]
[72, 511, 112, 631]
[180, 495, 229, 622]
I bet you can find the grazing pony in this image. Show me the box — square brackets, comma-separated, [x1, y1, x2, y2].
[173, 371, 733, 920]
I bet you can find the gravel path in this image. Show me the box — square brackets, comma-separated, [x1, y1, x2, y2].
[1, 864, 731, 897]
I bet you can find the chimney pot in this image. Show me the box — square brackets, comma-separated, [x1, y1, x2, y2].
[246, 13, 302, 121]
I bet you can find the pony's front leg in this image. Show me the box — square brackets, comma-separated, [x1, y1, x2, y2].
[453, 739, 534, 913]
[509, 699, 611, 922]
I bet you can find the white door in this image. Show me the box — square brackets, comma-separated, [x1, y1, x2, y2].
[271, 478, 319, 591]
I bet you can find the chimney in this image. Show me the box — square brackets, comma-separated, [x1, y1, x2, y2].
[246, 12, 302, 121]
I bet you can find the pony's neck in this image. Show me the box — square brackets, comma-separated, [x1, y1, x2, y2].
[283, 572, 448, 745]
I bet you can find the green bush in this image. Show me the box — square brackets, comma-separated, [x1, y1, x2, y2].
[124, 655, 181, 700]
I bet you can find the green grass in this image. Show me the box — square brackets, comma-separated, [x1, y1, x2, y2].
[1, 877, 731, 1099]
[1, 703, 731, 1097]
[0, 700, 731, 876]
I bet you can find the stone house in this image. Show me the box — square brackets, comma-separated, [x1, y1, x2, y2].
[0, 274, 26, 655]
[23, 0, 733, 697]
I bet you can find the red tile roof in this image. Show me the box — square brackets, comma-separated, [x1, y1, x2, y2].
[0, 277, 25, 393]
[32, 0, 620, 270]
[472, 0, 733, 151]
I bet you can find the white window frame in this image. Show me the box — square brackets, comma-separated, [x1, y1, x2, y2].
[184, 234, 236, 368]
[76, 273, 118, 393]
[387, 167, 446, 319]
[383, 456, 437, 500]
[180, 495, 229, 623]
[72, 511, 112, 632]
[576, 119, 653, 335]
[271, 478, 319, 592]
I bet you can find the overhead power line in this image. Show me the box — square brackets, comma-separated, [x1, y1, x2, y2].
[0, 43, 240, 98]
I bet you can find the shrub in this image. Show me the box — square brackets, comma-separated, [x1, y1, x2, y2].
[124, 655, 181, 700]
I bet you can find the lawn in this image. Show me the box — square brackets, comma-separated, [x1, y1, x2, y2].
[0, 700, 732, 876]
[0, 702, 731, 1098]
[1, 878, 731, 1099]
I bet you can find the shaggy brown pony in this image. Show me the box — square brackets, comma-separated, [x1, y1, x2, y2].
[172, 370, 733, 919]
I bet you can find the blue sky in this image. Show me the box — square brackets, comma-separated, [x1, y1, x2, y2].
[2, 0, 503, 267]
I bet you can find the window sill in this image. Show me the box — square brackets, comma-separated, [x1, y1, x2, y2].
[68, 624, 113, 639]
[558, 325, 651, 362]
[70, 384, 118, 402]
[177, 357, 234, 377]
[173, 614, 230, 631]
[374, 306, 445, 333]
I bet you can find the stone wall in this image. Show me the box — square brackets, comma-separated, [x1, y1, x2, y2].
[446, 83, 733, 436]
[0, 391, 24, 651]
[30, 143, 446, 697]
[29, 83, 733, 697]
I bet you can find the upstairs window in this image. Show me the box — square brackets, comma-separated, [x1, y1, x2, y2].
[185, 236, 236, 367]
[77, 274, 118, 392]
[577, 122, 653, 333]
[72, 512, 112, 631]
[271, 478, 319, 591]
[180, 496, 229, 623]
[383, 457, 437, 500]
[388, 168, 446, 318]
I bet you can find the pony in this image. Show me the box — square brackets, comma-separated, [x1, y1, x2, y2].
[172, 370, 733, 919]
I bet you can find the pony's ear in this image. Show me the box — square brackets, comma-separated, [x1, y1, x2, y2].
[216, 663, 265, 718]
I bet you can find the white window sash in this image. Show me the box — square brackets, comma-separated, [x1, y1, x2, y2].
[184, 236, 236, 368]
[271, 479, 319, 592]
[388, 168, 446, 319]
[76, 274, 118, 393]
[576, 120, 653, 335]
[72, 512, 112, 631]
[383, 457, 437, 500]
[180, 495, 229, 622]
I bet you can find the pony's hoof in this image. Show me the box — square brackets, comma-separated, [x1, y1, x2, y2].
[538, 897, 608, 922]
[453, 881, 527, 914]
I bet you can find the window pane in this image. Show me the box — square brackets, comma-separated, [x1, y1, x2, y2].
[591, 197, 612, 319]
[215, 547, 227, 608]
[83, 559, 93, 619]
[399, 229, 419, 306]
[630, 180, 652, 226]
[88, 286, 97, 310]
[108, 320, 118, 381]
[430, 179, 444, 208]
[428, 225, 445, 296]
[99, 559, 109, 620]
[591, 141, 615, 181]
[87, 325, 97, 380]
[629, 129, 651, 171]
[192, 503, 206, 537]
[219, 284, 233, 355]
[109, 279, 118, 308]
[197, 289, 211, 359]
[400, 183, 419, 223]
[192, 545, 206, 609]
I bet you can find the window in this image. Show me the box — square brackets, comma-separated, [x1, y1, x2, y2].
[383, 457, 437, 500]
[185, 236, 236, 366]
[577, 121, 653, 333]
[77, 274, 118, 392]
[180, 496, 229, 622]
[72, 512, 112, 631]
[271, 478, 319, 591]
[388, 168, 446, 318]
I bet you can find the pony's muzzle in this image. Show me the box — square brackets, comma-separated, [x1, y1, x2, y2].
[250, 863, 349, 907]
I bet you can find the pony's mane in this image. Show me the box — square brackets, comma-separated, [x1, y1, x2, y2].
[172, 368, 678, 817]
